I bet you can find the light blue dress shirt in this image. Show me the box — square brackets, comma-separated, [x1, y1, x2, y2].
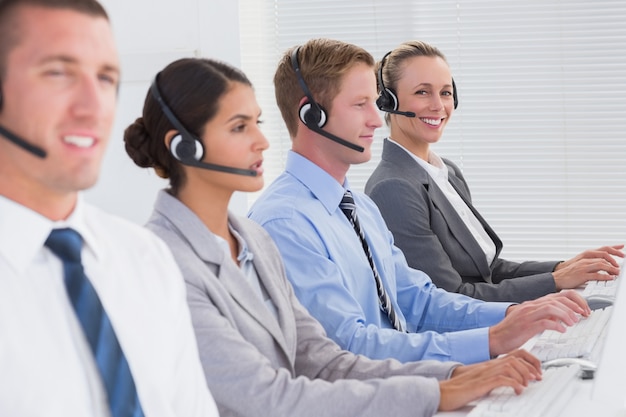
[249, 151, 511, 364]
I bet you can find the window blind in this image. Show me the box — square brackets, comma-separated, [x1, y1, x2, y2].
[239, 0, 626, 262]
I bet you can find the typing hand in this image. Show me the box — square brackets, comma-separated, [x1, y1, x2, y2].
[553, 245, 624, 290]
[488, 290, 590, 357]
[438, 349, 541, 411]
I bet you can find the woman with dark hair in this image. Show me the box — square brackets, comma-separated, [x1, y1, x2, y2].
[124, 57, 541, 417]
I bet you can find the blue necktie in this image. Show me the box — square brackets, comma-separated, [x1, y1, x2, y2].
[45, 228, 144, 417]
[339, 191, 405, 332]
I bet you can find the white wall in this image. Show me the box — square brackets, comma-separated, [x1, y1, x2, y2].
[85, 0, 247, 225]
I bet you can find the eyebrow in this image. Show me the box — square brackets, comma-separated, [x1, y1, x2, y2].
[226, 110, 263, 123]
[415, 82, 453, 89]
[37, 54, 120, 75]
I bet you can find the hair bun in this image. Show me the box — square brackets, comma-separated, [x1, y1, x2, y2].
[123, 117, 170, 178]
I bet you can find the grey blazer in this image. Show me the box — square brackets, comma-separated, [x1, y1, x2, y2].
[365, 139, 558, 303]
[145, 190, 457, 417]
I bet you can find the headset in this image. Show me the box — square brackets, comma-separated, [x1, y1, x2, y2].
[0, 82, 47, 158]
[290, 46, 364, 153]
[150, 73, 257, 176]
[376, 51, 458, 115]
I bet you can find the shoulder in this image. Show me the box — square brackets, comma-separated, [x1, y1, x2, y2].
[249, 175, 317, 225]
[84, 203, 169, 255]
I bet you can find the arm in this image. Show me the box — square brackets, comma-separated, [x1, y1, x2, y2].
[258, 213, 500, 365]
[183, 252, 446, 417]
[368, 177, 556, 302]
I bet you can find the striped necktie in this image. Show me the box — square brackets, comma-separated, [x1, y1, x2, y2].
[339, 191, 405, 332]
[46, 228, 145, 417]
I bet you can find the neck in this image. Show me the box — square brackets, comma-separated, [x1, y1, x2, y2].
[292, 137, 348, 185]
[177, 181, 232, 240]
[389, 129, 430, 162]
[0, 176, 77, 221]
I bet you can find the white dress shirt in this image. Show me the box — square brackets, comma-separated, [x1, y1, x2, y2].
[0, 195, 219, 417]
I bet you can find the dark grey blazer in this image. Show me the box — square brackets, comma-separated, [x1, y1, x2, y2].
[365, 139, 558, 303]
[145, 190, 457, 417]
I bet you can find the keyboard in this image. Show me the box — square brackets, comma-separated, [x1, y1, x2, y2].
[467, 365, 580, 417]
[528, 306, 613, 361]
[583, 279, 618, 298]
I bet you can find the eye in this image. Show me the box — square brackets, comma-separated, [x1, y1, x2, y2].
[99, 73, 119, 87]
[442, 90, 453, 97]
[232, 123, 247, 132]
[43, 67, 67, 78]
[415, 90, 428, 96]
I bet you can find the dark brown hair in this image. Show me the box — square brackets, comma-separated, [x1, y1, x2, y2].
[123, 57, 252, 195]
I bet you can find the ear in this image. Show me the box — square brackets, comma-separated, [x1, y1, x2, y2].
[163, 129, 179, 151]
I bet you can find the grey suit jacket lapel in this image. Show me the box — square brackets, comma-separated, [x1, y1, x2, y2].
[228, 215, 297, 354]
[445, 171, 502, 256]
[384, 140, 493, 279]
[153, 192, 291, 356]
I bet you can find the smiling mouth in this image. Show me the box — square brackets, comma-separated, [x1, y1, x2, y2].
[63, 135, 95, 148]
[420, 117, 443, 127]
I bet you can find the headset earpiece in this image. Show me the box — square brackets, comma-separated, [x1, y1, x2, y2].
[452, 78, 458, 110]
[299, 102, 327, 128]
[376, 87, 399, 113]
[376, 52, 399, 113]
[170, 133, 203, 162]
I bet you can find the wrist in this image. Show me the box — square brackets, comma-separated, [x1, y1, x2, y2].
[553, 260, 564, 271]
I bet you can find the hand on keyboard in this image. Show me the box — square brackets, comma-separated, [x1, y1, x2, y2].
[552, 244, 624, 290]
[438, 349, 541, 412]
[529, 306, 612, 362]
[488, 290, 590, 357]
[467, 365, 580, 417]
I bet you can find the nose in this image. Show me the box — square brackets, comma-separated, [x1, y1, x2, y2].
[71, 74, 108, 119]
[255, 125, 270, 151]
[368, 102, 383, 128]
[430, 94, 444, 111]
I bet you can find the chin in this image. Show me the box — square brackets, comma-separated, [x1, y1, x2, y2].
[241, 180, 264, 193]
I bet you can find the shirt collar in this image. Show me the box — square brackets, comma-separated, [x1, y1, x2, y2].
[213, 222, 255, 265]
[285, 150, 351, 214]
[0, 194, 100, 273]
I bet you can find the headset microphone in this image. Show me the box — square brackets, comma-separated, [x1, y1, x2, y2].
[0, 124, 47, 158]
[291, 47, 365, 153]
[150, 74, 257, 177]
[300, 116, 365, 152]
[385, 108, 416, 118]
